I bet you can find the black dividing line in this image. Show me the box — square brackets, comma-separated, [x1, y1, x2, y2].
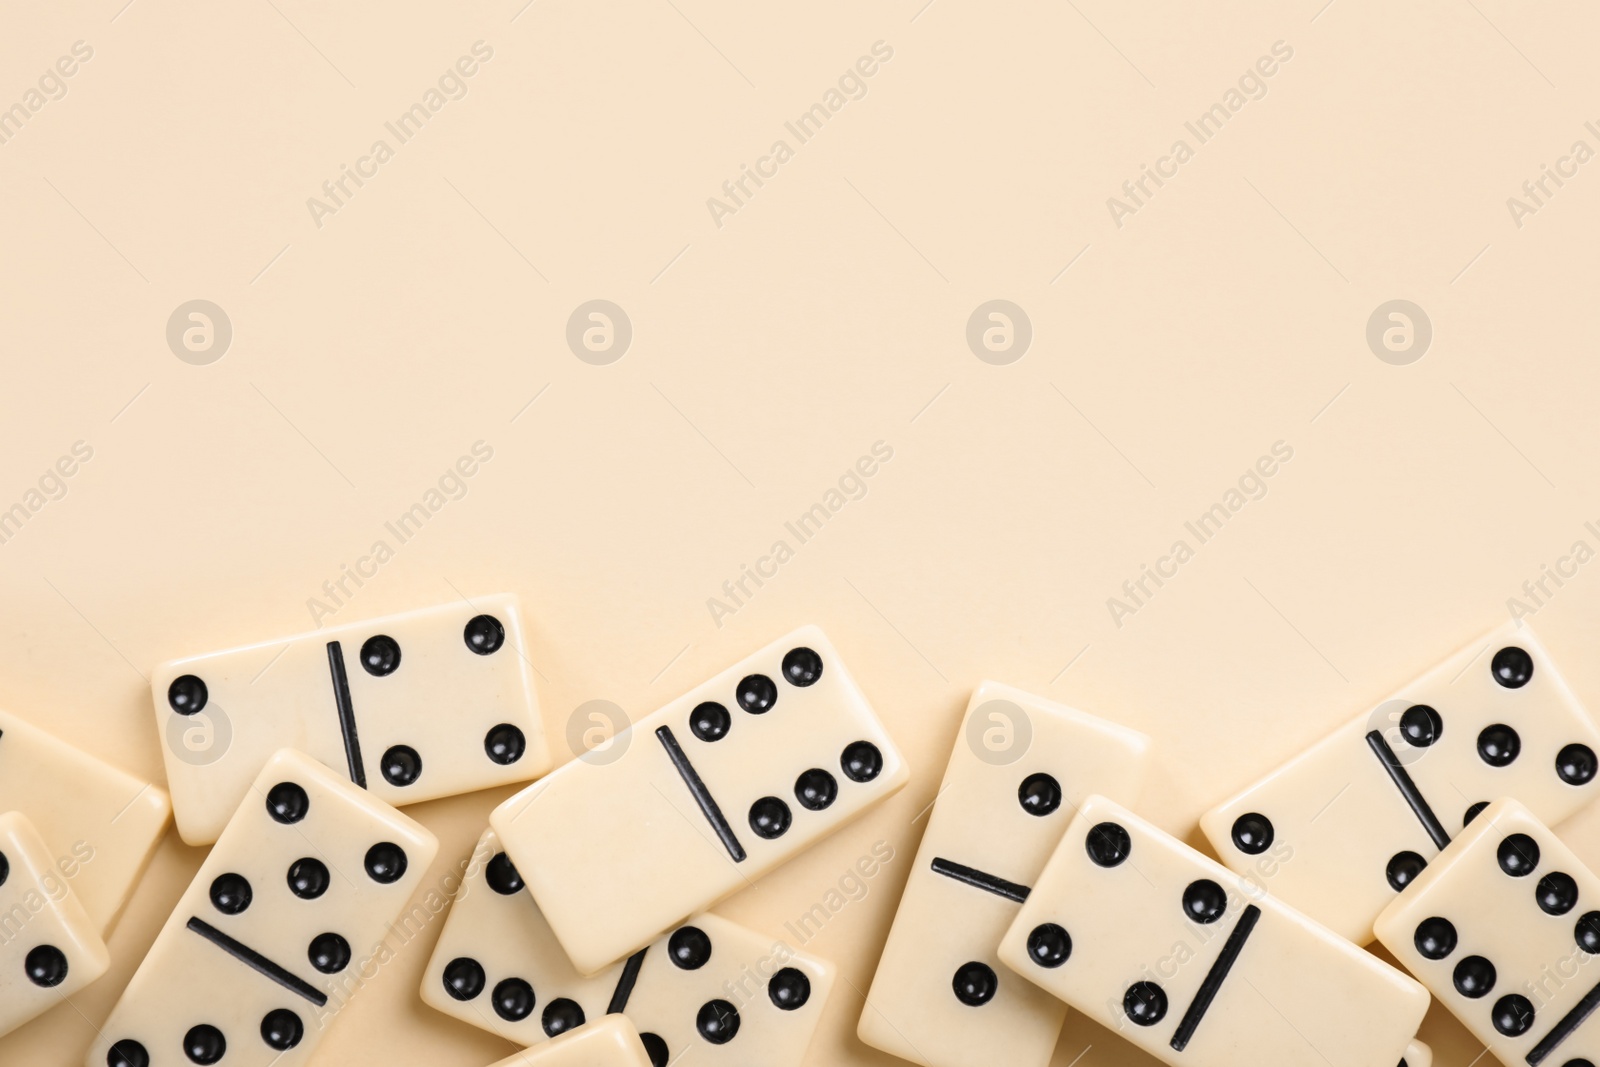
[930, 857, 1030, 904]
[655, 726, 746, 862]
[1527, 976, 1600, 1065]
[326, 641, 367, 788]
[187, 917, 328, 1007]
[606, 948, 649, 1014]
[1364, 730, 1450, 850]
[1170, 904, 1260, 1052]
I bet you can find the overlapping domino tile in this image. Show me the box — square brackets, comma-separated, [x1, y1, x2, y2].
[860, 682, 1150, 1067]
[1000, 795, 1429, 1067]
[423, 828, 834, 1067]
[1203, 622, 1600, 943]
[491, 625, 907, 974]
[0, 708, 170, 934]
[152, 595, 549, 844]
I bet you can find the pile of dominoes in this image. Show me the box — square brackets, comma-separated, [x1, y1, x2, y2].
[3, 595, 1597, 1067]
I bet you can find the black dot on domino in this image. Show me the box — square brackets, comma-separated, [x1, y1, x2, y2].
[183, 1023, 226, 1065]
[1414, 916, 1458, 960]
[781, 646, 824, 687]
[841, 741, 883, 783]
[365, 842, 408, 884]
[1027, 923, 1072, 967]
[1453, 955, 1496, 998]
[951, 961, 998, 1006]
[1479, 724, 1521, 767]
[167, 675, 208, 716]
[1018, 773, 1062, 817]
[0, 849, 7, 886]
[260, 1009, 303, 1051]
[1493, 994, 1535, 1037]
[696, 999, 741, 1044]
[266, 782, 309, 824]
[737, 674, 777, 714]
[639, 1034, 669, 1067]
[1464, 802, 1490, 827]
[308, 932, 351, 974]
[668, 925, 713, 969]
[493, 977, 535, 1021]
[380, 745, 422, 787]
[209, 873, 251, 915]
[1498, 834, 1540, 876]
[769, 967, 811, 1010]
[690, 702, 731, 742]
[794, 768, 838, 811]
[1399, 705, 1442, 747]
[486, 852, 523, 895]
[1492, 646, 1534, 688]
[1182, 879, 1228, 925]
[1086, 822, 1132, 867]
[749, 797, 792, 839]
[287, 858, 330, 900]
[1574, 911, 1600, 953]
[464, 614, 505, 655]
[1538, 872, 1580, 915]
[1559, 744, 1599, 786]
[1230, 813, 1274, 855]
[442, 957, 485, 1000]
[484, 724, 526, 765]
[360, 635, 401, 677]
[24, 945, 68, 987]
[1123, 981, 1168, 1026]
[105, 1039, 149, 1067]
[1387, 852, 1426, 891]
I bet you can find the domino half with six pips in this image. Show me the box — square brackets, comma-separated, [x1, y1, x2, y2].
[0, 811, 110, 1039]
[491, 625, 908, 975]
[859, 682, 1150, 1067]
[152, 595, 549, 845]
[1202, 622, 1600, 944]
[998, 795, 1430, 1067]
[422, 828, 834, 1067]
[88, 749, 438, 1067]
[0, 708, 171, 935]
[1376, 797, 1600, 1067]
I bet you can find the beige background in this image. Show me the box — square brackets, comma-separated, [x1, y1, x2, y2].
[3, 0, 1599, 1064]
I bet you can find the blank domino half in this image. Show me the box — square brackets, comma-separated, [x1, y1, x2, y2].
[88, 749, 438, 1067]
[0, 811, 109, 1039]
[152, 595, 549, 845]
[0, 708, 170, 935]
[859, 682, 1150, 1067]
[491, 625, 907, 974]
[482, 1016, 654, 1066]
[423, 828, 834, 1067]
[999, 795, 1429, 1067]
